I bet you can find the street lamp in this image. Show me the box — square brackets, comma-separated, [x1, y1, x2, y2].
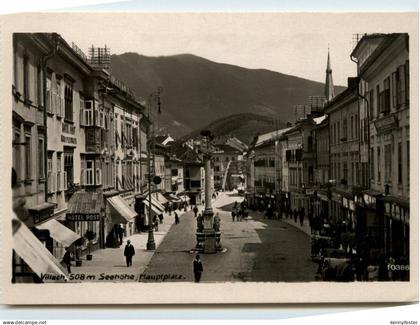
[146, 87, 163, 251]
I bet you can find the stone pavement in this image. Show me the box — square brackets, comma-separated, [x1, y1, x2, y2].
[142, 191, 318, 282]
[68, 207, 196, 282]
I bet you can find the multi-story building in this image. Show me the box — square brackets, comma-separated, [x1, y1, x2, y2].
[212, 143, 243, 191]
[351, 33, 410, 260]
[324, 77, 360, 227]
[284, 119, 316, 214]
[12, 34, 147, 283]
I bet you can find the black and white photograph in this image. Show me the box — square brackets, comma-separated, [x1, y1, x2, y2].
[1, 11, 418, 304]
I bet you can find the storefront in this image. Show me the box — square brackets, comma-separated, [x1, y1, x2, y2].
[66, 190, 103, 252]
[383, 196, 409, 259]
[106, 194, 138, 238]
[12, 213, 68, 283]
[354, 190, 384, 259]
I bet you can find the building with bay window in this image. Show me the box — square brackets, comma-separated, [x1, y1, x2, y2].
[351, 33, 410, 262]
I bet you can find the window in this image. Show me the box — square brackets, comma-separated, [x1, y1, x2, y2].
[37, 65, 42, 106]
[377, 147, 381, 182]
[343, 161, 348, 183]
[405, 60, 410, 104]
[82, 100, 94, 126]
[398, 142, 402, 185]
[369, 90, 374, 120]
[342, 118, 347, 141]
[376, 85, 380, 117]
[64, 149, 74, 188]
[57, 153, 62, 191]
[13, 127, 21, 181]
[370, 148, 374, 181]
[350, 116, 354, 139]
[85, 160, 94, 185]
[384, 144, 392, 183]
[56, 79, 63, 117]
[24, 134, 31, 179]
[38, 137, 45, 179]
[23, 55, 29, 101]
[46, 76, 52, 113]
[47, 152, 54, 193]
[380, 77, 391, 114]
[64, 84, 73, 122]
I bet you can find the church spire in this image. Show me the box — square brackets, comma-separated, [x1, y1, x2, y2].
[324, 47, 335, 102]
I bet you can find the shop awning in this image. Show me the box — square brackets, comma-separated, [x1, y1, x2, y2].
[12, 213, 68, 282]
[67, 190, 102, 215]
[164, 193, 181, 202]
[178, 194, 191, 202]
[382, 195, 409, 209]
[153, 192, 168, 205]
[107, 195, 137, 223]
[36, 219, 81, 247]
[143, 198, 164, 215]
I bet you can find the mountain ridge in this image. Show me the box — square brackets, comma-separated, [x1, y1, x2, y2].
[110, 52, 345, 139]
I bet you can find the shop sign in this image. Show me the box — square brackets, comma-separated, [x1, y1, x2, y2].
[61, 135, 77, 145]
[66, 214, 101, 221]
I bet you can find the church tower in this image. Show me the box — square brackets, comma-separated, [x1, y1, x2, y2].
[324, 49, 335, 102]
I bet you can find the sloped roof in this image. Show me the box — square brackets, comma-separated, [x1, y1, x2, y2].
[255, 127, 293, 147]
[313, 115, 327, 125]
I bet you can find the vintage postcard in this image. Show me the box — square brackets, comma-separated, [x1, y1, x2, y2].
[0, 12, 418, 304]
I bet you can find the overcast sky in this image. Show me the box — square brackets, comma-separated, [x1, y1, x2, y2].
[56, 13, 413, 86]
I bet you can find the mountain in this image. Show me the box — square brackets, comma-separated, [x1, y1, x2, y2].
[110, 53, 345, 138]
[181, 113, 286, 145]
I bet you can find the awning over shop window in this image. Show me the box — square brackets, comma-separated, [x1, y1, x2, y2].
[153, 192, 168, 205]
[67, 190, 102, 215]
[142, 191, 166, 211]
[107, 195, 137, 223]
[36, 219, 81, 247]
[12, 213, 68, 282]
[143, 199, 164, 215]
[164, 193, 181, 202]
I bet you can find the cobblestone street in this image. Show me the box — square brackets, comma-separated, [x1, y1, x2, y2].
[141, 191, 318, 282]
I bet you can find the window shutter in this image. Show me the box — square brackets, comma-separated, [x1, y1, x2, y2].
[96, 168, 102, 185]
[399, 65, 406, 106]
[63, 171, 68, 190]
[391, 71, 397, 109]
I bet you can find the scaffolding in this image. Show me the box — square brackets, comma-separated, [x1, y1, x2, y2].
[88, 45, 111, 70]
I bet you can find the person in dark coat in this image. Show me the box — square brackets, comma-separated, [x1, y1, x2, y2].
[231, 209, 236, 222]
[193, 254, 203, 283]
[124, 240, 135, 267]
[158, 213, 164, 224]
[174, 211, 179, 224]
[62, 247, 72, 273]
[193, 205, 199, 218]
[293, 209, 298, 223]
[299, 208, 305, 227]
[118, 224, 124, 245]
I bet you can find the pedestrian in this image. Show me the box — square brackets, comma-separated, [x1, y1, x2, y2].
[231, 209, 236, 222]
[193, 205, 198, 218]
[293, 209, 298, 223]
[118, 224, 124, 245]
[299, 208, 305, 227]
[124, 239, 135, 267]
[61, 247, 72, 273]
[174, 211, 179, 224]
[193, 254, 203, 283]
[158, 213, 164, 224]
[154, 219, 159, 231]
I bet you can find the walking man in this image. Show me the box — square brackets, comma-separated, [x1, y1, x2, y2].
[124, 239, 135, 267]
[174, 211, 180, 224]
[193, 205, 199, 218]
[193, 254, 203, 283]
[299, 208, 305, 227]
